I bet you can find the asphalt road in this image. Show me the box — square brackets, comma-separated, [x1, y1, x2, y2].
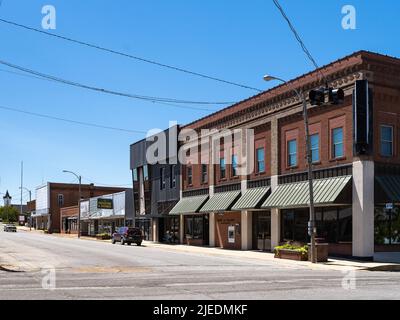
[1, 225, 400, 300]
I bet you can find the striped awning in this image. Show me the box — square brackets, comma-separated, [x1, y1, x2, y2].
[262, 175, 352, 209]
[375, 176, 400, 202]
[169, 195, 209, 215]
[200, 191, 241, 213]
[231, 187, 271, 211]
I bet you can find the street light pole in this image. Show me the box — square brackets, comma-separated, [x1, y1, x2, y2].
[264, 75, 317, 263]
[62, 170, 82, 238]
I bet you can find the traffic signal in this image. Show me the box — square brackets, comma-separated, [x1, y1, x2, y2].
[309, 88, 325, 106]
[309, 87, 345, 106]
[328, 88, 344, 105]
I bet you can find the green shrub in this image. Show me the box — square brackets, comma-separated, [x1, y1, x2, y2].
[96, 233, 111, 240]
[274, 244, 309, 258]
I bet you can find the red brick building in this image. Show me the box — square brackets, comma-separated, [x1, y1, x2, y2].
[170, 51, 400, 260]
[33, 182, 126, 233]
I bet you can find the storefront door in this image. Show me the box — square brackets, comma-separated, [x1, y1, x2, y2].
[253, 211, 271, 251]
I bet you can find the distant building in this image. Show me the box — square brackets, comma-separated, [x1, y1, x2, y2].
[32, 183, 127, 233]
[60, 189, 133, 235]
[2, 190, 28, 215]
[130, 125, 181, 242]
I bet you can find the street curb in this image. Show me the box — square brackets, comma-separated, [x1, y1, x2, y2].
[362, 265, 400, 272]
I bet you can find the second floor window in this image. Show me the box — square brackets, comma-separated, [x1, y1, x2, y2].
[287, 139, 297, 167]
[256, 148, 265, 173]
[170, 165, 176, 188]
[201, 164, 208, 184]
[160, 168, 166, 190]
[220, 158, 226, 179]
[332, 127, 344, 159]
[232, 155, 238, 177]
[381, 125, 393, 157]
[187, 167, 193, 185]
[57, 194, 64, 207]
[310, 134, 320, 163]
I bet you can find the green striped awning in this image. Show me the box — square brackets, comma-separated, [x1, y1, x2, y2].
[200, 191, 241, 213]
[231, 187, 271, 211]
[169, 195, 209, 215]
[262, 175, 352, 209]
[376, 176, 400, 202]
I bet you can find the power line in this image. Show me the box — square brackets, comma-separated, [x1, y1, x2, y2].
[271, 0, 327, 84]
[0, 18, 263, 93]
[0, 104, 148, 134]
[0, 59, 233, 110]
[0, 67, 218, 112]
[81, 176, 132, 187]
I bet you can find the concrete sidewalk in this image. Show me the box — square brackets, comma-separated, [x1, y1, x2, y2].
[17, 226, 400, 272]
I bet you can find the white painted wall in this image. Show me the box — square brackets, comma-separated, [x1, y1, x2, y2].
[352, 160, 374, 258]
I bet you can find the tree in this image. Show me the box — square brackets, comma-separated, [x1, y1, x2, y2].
[0, 206, 19, 223]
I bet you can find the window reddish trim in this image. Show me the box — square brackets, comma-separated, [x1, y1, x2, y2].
[285, 129, 299, 169]
[328, 115, 346, 161]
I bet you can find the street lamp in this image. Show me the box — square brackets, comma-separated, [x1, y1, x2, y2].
[63, 170, 82, 238]
[264, 74, 317, 264]
[19, 187, 32, 230]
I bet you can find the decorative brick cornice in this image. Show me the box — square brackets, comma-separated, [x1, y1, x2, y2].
[184, 51, 400, 134]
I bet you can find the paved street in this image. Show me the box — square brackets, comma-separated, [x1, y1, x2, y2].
[1, 225, 400, 300]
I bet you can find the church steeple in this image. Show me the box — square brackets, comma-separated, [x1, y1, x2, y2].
[3, 190, 12, 207]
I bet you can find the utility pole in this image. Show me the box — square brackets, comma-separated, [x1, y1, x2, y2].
[264, 75, 317, 263]
[20, 161, 23, 225]
[20, 187, 32, 230]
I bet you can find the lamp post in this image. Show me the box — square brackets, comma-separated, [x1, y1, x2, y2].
[62, 170, 82, 238]
[263, 75, 317, 263]
[19, 187, 32, 230]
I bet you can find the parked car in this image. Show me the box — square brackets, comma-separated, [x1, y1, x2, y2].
[4, 224, 17, 232]
[112, 227, 143, 246]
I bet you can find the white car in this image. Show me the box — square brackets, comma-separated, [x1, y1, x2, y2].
[3, 224, 17, 232]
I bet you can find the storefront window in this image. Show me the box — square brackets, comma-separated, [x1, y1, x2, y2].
[185, 215, 205, 240]
[375, 207, 400, 245]
[321, 210, 338, 243]
[338, 208, 352, 242]
[282, 207, 352, 244]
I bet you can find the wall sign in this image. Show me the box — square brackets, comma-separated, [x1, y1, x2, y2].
[97, 198, 113, 210]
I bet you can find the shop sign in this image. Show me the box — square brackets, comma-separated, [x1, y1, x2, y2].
[97, 198, 113, 210]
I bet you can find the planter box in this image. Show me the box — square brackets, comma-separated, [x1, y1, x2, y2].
[96, 235, 111, 240]
[308, 243, 329, 262]
[275, 249, 308, 261]
[186, 238, 204, 246]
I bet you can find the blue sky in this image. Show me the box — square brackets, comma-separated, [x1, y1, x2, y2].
[0, 0, 399, 203]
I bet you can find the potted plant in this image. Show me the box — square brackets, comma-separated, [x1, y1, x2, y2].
[274, 243, 308, 261]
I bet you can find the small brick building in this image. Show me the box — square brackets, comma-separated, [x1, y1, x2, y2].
[33, 182, 126, 233]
